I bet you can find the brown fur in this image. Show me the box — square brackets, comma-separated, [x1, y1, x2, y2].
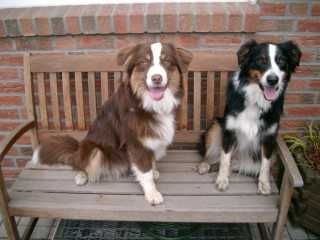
[37, 43, 192, 181]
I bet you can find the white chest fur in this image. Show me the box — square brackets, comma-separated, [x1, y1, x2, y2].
[140, 113, 175, 160]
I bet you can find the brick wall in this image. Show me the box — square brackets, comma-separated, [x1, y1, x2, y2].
[0, 1, 319, 183]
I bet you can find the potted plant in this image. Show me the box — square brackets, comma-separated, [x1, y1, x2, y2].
[285, 123, 320, 235]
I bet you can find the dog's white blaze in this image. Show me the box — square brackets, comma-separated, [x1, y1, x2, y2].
[261, 44, 285, 92]
[146, 42, 168, 87]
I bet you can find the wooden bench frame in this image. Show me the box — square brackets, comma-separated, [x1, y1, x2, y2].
[0, 52, 303, 240]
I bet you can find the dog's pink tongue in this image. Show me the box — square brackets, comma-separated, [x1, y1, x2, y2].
[264, 87, 277, 101]
[149, 87, 165, 101]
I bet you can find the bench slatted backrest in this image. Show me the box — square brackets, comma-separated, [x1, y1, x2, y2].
[24, 52, 237, 147]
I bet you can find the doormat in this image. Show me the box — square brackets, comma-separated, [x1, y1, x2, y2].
[53, 220, 253, 240]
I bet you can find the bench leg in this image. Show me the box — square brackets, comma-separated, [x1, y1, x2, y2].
[272, 171, 293, 240]
[0, 168, 20, 240]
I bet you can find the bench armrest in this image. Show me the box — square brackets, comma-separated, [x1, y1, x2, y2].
[276, 136, 304, 188]
[0, 120, 36, 162]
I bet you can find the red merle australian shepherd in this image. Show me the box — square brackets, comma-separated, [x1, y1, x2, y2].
[32, 42, 192, 205]
[198, 40, 301, 195]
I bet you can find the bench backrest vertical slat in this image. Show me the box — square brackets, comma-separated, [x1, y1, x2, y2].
[178, 72, 188, 130]
[206, 71, 215, 126]
[28, 52, 237, 146]
[62, 72, 73, 129]
[36, 72, 48, 129]
[24, 53, 39, 148]
[49, 73, 61, 130]
[193, 72, 201, 131]
[75, 72, 85, 130]
[88, 72, 97, 122]
[101, 72, 109, 104]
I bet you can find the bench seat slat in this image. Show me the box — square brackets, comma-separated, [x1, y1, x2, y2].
[9, 192, 278, 223]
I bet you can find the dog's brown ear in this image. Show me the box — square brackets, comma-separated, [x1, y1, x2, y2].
[176, 47, 193, 72]
[237, 39, 257, 68]
[117, 45, 136, 66]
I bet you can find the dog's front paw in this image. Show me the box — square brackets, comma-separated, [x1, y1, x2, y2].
[258, 179, 271, 195]
[216, 175, 229, 191]
[145, 189, 164, 205]
[75, 171, 88, 186]
[153, 170, 160, 180]
[197, 162, 211, 175]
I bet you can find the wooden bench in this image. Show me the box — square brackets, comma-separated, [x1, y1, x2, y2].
[0, 52, 303, 240]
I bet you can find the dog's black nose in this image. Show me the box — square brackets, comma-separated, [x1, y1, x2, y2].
[267, 75, 279, 86]
[151, 74, 162, 85]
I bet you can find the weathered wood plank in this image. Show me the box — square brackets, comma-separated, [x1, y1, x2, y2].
[193, 72, 201, 131]
[100, 72, 109, 104]
[178, 72, 188, 130]
[219, 71, 228, 117]
[206, 71, 215, 125]
[88, 72, 97, 122]
[49, 73, 60, 129]
[29, 52, 236, 73]
[8, 192, 278, 223]
[36, 73, 48, 129]
[75, 72, 85, 130]
[62, 72, 73, 129]
[114, 72, 121, 91]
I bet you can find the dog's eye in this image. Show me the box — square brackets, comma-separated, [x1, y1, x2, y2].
[276, 56, 286, 66]
[162, 59, 172, 67]
[138, 60, 148, 67]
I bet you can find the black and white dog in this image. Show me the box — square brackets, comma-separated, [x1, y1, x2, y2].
[198, 40, 301, 194]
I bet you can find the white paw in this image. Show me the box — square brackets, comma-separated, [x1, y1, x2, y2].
[197, 162, 211, 175]
[153, 170, 160, 180]
[145, 189, 164, 205]
[216, 175, 229, 191]
[258, 179, 271, 195]
[75, 172, 88, 186]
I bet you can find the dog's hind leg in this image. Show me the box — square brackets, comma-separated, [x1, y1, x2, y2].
[85, 147, 104, 183]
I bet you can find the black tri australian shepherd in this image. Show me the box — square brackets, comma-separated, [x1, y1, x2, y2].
[198, 40, 301, 195]
[32, 42, 192, 205]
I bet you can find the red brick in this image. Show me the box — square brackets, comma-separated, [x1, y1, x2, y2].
[81, 5, 99, 34]
[309, 80, 320, 89]
[260, 3, 286, 16]
[0, 122, 21, 131]
[114, 35, 156, 49]
[178, 3, 193, 32]
[0, 68, 18, 80]
[286, 35, 320, 46]
[253, 35, 283, 43]
[285, 93, 315, 104]
[295, 65, 319, 78]
[0, 109, 19, 119]
[243, 3, 259, 33]
[50, 6, 68, 35]
[77, 35, 113, 49]
[194, 3, 210, 32]
[286, 106, 320, 117]
[18, 8, 35, 36]
[226, 3, 242, 32]
[298, 20, 320, 32]
[201, 34, 241, 47]
[288, 79, 306, 90]
[0, 55, 23, 65]
[113, 4, 129, 34]
[176, 34, 199, 48]
[15, 37, 52, 51]
[210, 3, 226, 32]
[280, 119, 309, 130]
[258, 19, 293, 32]
[147, 3, 162, 33]
[0, 39, 14, 51]
[289, 3, 308, 16]
[33, 7, 51, 35]
[64, 6, 83, 34]
[54, 36, 76, 49]
[312, 3, 320, 16]
[0, 82, 24, 93]
[97, 5, 114, 33]
[4, 9, 22, 37]
[163, 3, 177, 33]
[0, 96, 22, 105]
[300, 50, 316, 62]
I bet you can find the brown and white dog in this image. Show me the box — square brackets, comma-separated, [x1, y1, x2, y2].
[32, 42, 192, 205]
